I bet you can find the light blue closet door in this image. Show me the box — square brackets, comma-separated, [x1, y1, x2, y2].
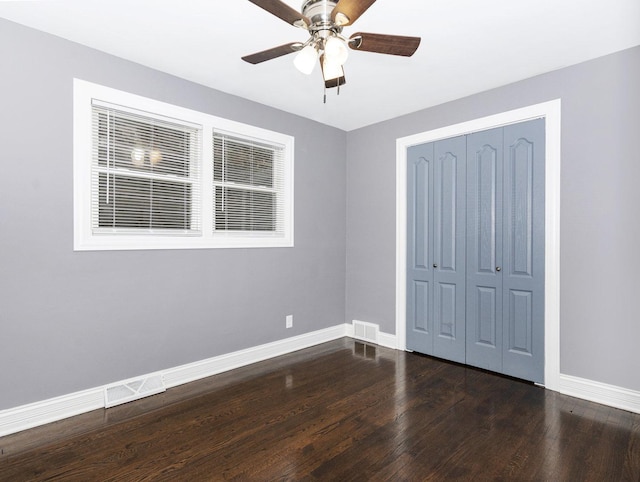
[406, 137, 466, 362]
[407, 118, 545, 383]
[465, 119, 545, 383]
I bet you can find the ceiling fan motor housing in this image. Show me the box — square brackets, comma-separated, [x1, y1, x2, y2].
[302, 0, 340, 32]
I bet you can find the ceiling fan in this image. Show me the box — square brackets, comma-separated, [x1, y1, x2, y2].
[242, 0, 421, 92]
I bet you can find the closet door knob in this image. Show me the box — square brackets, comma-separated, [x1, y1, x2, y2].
[496, 267, 502, 272]
[433, 264, 438, 268]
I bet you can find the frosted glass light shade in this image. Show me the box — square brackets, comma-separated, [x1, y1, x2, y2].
[294, 45, 318, 75]
[324, 36, 349, 65]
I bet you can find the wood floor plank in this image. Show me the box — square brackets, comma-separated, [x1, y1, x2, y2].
[1, 338, 639, 481]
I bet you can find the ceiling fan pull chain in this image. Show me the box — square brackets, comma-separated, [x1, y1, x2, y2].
[323, 85, 327, 104]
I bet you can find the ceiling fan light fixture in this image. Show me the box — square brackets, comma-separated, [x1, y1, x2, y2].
[324, 35, 348, 65]
[244, 0, 422, 94]
[293, 43, 318, 74]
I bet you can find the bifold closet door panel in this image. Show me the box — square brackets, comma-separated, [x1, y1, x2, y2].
[406, 142, 435, 355]
[465, 127, 504, 373]
[501, 119, 545, 383]
[432, 136, 466, 363]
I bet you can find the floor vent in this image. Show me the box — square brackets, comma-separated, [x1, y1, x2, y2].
[104, 373, 166, 408]
[352, 320, 379, 344]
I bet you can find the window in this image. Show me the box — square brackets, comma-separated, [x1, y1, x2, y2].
[92, 103, 201, 234]
[213, 132, 285, 235]
[74, 79, 294, 250]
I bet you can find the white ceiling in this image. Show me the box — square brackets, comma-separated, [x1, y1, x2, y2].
[1, 0, 639, 131]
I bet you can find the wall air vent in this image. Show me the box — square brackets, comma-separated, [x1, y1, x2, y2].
[352, 320, 379, 344]
[104, 373, 166, 408]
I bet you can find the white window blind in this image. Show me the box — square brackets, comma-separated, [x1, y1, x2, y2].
[91, 103, 201, 235]
[213, 131, 286, 237]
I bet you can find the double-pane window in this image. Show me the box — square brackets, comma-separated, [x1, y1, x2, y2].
[74, 79, 293, 250]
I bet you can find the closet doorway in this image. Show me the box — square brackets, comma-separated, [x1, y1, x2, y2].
[395, 100, 561, 388]
[406, 119, 544, 383]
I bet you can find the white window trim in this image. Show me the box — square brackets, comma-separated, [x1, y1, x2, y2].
[73, 79, 294, 251]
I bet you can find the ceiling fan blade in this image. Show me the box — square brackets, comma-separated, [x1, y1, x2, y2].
[331, 0, 377, 26]
[242, 42, 302, 64]
[349, 32, 421, 57]
[248, 0, 309, 28]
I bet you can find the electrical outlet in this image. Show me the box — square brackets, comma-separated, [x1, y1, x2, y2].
[286, 314, 293, 329]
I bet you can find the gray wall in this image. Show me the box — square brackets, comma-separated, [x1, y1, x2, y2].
[1, 17, 638, 412]
[0, 19, 347, 410]
[346, 45, 640, 392]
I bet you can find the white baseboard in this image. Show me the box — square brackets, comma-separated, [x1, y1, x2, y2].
[557, 374, 640, 415]
[162, 324, 348, 389]
[0, 388, 104, 438]
[3, 324, 637, 438]
[0, 324, 349, 437]
[377, 331, 398, 350]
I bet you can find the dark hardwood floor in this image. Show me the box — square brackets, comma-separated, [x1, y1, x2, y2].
[1, 338, 639, 481]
